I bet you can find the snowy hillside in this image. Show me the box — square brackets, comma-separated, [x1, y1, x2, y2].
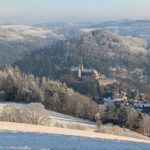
[0, 102, 149, 140]
[0, 102, 149, 149]
[80, 28, 149, 53]
[0, 132, 149, 150]
[0, 24, 65, 68]
[0, 25, 64, 42]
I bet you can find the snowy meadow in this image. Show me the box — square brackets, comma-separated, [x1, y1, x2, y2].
[0, 132, 149, 150]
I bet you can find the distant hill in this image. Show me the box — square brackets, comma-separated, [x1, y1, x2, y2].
[15, 30, 150, 77]
[1, 20, 150, 68]
[82, 20, 150, 39]
[0, 25, 64, 68]
[13, 30, 150, 98]
[36, 20, 150, 39]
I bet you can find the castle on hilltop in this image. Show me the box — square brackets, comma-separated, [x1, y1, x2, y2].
[71, 65, 100, 79]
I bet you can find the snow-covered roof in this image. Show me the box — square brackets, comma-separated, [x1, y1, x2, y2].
[102, 97, 116, 106]
[83, 69, 94, 73]
[71, 67, 98, 74]
[71, 67, 79, 72]
[138, 101, 145, 104]
[143, 103, 150, 108]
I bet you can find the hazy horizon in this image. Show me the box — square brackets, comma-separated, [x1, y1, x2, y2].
[0, 0, 150, 24]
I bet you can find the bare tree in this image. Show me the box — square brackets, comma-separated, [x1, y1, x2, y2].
[0, 103, 51, 126]
[0, 104, 23, 123]
[25, 103, 51, 126]
[139, 114, 150, 135]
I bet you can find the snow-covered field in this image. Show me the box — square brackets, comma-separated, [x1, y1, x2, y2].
[0, 102, 149, 149]
[0, 102, 149, 140]
[49, 110, 95, 127]
[0, 132, 149, 150]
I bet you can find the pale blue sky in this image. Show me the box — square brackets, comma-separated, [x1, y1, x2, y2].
[0, 0, 150, 24]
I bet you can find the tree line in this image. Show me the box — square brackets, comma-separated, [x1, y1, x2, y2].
[0, 66, 100, 120]
[0, 66, 149, 135]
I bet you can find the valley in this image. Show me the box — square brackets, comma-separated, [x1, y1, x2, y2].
[0, 20, 150, 146]
[1, 0, 150, 149]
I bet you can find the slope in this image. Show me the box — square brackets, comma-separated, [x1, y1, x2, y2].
[15, 30, 150, 78]
[0, 24, 64, 68]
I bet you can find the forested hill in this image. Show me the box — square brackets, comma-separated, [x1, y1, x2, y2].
[15, 30, 150, 78]
[0, 25, 64, 68]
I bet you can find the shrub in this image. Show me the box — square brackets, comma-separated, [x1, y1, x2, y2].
[0, 103, 51, 126]
[66, 124, 85, 130]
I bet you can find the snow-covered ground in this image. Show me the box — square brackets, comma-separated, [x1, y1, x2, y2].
[81, 28, 102, 33]
[0, 25, 64, 42]
[49, 110, 95, 127]
[0, 102, 95, 128]
[0, 132, 149, 150]
[0, 102, 149, 140]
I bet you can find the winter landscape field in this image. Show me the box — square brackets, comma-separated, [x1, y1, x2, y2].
[1, 1, 150, 149]
[0, 132, 150, 150]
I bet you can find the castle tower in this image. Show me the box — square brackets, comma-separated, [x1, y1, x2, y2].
[80, 64, 84, 72]
[77, 67, 82, 78]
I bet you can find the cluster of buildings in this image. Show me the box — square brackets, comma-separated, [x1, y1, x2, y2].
[103, 90, 150, 115]
[71, 65, 100, 79]
[70, 65, 150, 115]
[71, 65, 117, 86]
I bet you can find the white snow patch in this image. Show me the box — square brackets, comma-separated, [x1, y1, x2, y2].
[0, 25, 64, 41]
